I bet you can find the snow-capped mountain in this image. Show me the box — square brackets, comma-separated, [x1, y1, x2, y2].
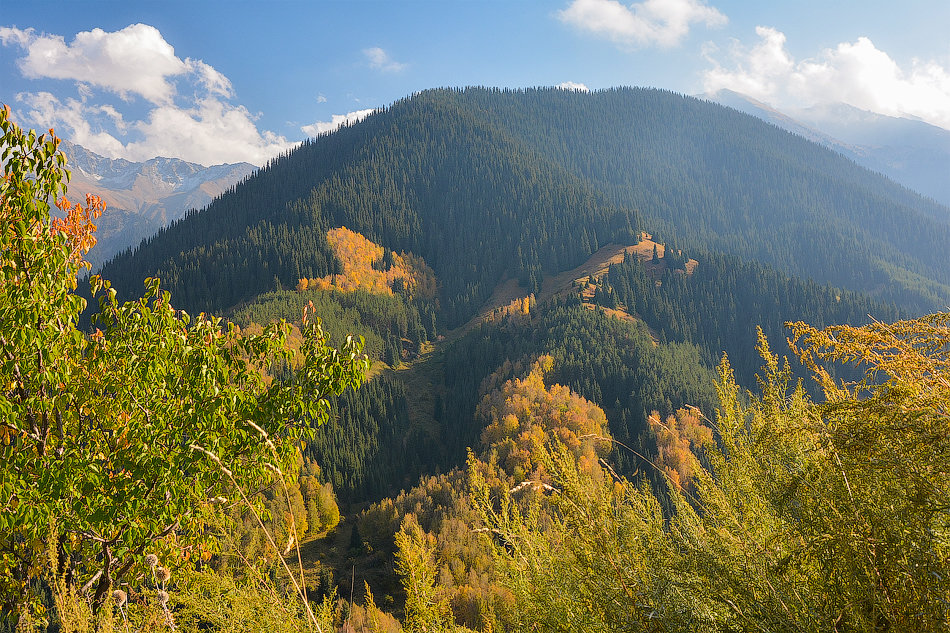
[704, 90, 950, 209]
[60, 140, 256, 270]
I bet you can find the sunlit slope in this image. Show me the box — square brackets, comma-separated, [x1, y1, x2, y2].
[453, 87, 950, 310]
[99, 87, 950, 325]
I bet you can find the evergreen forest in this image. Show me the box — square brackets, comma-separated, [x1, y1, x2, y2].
[99, 87, 950, 324]
[4, 88, 950, 632]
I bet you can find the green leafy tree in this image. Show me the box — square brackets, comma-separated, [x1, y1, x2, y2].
[0, 108, 368, 620]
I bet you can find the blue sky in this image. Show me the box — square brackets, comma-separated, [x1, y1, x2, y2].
[3, 0, 949, 166]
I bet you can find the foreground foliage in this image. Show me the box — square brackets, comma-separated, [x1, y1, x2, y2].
[0, 108, 368, 625]
[472, 318, 950, 631]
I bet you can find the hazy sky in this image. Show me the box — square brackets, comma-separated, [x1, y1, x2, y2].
[3, 0, 948, 166]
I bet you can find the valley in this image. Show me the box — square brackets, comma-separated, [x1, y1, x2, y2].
[4, 86, 949, 632]
[97, 88, 948, 629]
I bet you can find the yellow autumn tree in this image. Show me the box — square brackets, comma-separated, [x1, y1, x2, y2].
[477, 355, 611, 483]
[647, 407, 713, 492]
[298, 227, 436, 300]
[473, 316, 950, 632]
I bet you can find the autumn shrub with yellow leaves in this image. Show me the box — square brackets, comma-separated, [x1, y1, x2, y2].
[472, 320, 950, 632]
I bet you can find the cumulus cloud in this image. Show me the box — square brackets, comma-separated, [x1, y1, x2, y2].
[301, 109, 377, 137]
[0, 26, 32, 47]
[558, 0, 727, 49]
[1, 24, 188, 104]
[363, 47, 407, 72]
[703, 26, 950, 131]
[17, 91, 129, 158]
[188, 59, 234, 98]
[16, 91, 291, 166]
[127, 99, 291, 165]
[1, 24, 294, 165]
[557, 81, 590, 91]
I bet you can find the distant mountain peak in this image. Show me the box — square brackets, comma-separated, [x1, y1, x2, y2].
[58, 139, 256, 270]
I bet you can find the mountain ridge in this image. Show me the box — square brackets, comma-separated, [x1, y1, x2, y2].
[61, 139, 256, 269]
[703, 89, 950, 209]
[96, 87, 950, 324]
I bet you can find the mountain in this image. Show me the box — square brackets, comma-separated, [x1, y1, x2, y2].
[98, 87, 950, 322]
[60, 140, 256, 270]
[705, 89, 950, 209]
[62, 88, 950, 628]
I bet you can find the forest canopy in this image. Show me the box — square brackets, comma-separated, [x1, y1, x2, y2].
[4, 96, 949, 632]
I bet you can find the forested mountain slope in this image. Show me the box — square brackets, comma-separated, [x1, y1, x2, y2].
[98, 87, 950, 327]
[213, 233, 901, 508]
[100, 94, 635, 326]
[450, 88, 950, 309]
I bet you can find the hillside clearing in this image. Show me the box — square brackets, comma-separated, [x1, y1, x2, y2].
[454, 234, 697, 337]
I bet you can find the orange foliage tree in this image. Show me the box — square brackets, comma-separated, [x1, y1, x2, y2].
[477, 355, 611, 483]
[297, 227, 437, 299]
[647, 407, 713, 491]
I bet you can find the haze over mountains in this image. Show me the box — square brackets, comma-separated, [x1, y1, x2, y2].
[99, 87, 950, 321]
[60, 139, 255, 270]
[705, 89, 950, 209]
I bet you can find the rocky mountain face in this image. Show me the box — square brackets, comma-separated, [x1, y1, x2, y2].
[705, 89, 950, 210]
[60, 140, 256, 270]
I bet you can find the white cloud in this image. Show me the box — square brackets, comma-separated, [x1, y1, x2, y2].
[125, 99, 291, 165]
[558, 0, 727, 49]
[17, 91, 292, 166]
[703, 26, 950, 131]
[17, 91, 129, 158]
[187, 59, 234, 99]
[557, 81, 591, 91]
[1, 24, 188, 104]
[316, 94, 327, 103]
[301, 109, 377, 137]
[363, 47, 407, 72]
[1, 24, 295, 165]
[0, 26, 33, 48]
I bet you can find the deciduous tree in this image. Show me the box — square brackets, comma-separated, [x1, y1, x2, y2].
[0, 108, 368, 620]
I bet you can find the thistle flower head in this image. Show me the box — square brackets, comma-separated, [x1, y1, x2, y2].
[156, 589, 170, 605]
[145, 553, 159, 569]
[156, 566, 171, 583]
[112, 589, 127, 607]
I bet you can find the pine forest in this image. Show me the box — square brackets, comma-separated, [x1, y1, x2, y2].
[2, 85, 949, 633]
